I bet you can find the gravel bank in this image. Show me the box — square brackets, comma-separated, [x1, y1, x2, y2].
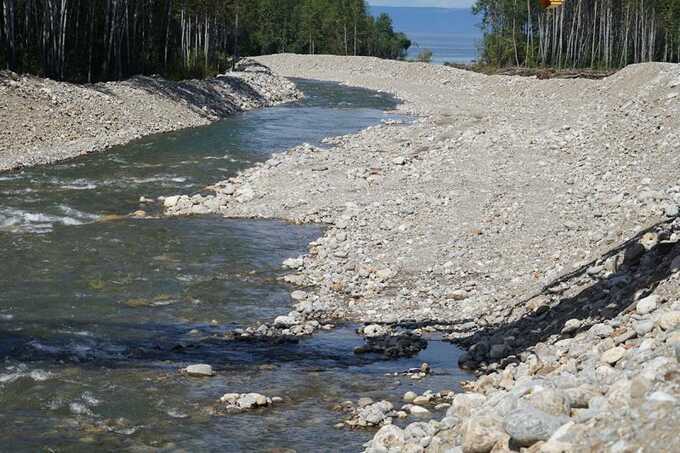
[163, 54, 680, 451]
[0, 59, 301, 172]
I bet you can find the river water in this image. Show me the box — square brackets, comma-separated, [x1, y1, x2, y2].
[0, 80, 469, 452]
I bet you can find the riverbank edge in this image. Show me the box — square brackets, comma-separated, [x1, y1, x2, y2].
[0, 59, 302, 173]
[161, 55, 680, 451]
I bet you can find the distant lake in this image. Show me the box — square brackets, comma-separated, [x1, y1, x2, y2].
[406, 31, 480, 64]
[368, 6, 482, 64]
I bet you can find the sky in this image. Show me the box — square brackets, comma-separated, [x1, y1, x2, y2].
[368, 0, 474, 7]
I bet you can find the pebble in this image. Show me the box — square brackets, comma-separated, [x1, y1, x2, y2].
[403, 391, 417, 403]
[600, 346, 626, 365]
[636, 295, 659, 315]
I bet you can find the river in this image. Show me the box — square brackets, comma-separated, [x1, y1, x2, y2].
[0, 80, 468, 452]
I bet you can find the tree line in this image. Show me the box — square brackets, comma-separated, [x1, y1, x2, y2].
[473, 0, 680, 68]
[0, 0, 411, 82]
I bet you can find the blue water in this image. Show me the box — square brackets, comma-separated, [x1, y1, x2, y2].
[407, 31, 480, 64]
[0, 80, 470, 452]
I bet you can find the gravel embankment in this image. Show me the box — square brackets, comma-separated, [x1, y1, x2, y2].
[0, 59, 301, 172]
[163, 54, 680, 451]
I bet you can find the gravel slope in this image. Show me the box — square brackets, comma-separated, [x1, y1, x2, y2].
[0, 59, 301, 172]
[163, 54, 680, 452]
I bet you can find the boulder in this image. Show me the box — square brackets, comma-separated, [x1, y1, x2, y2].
[184, 364, 215, 377]
[600, 346, 626, 365]
[367, 425, 405, 451]
[636, 295, 659, 315]
[504, 407, 567, 447]
[523, 388, 571, 417]
[447, 393, 487, 418]
[461, 415, 506, 453]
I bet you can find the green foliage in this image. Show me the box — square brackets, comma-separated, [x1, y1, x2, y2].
[0, 0, 411, 82]
[473, 0, 680, 68]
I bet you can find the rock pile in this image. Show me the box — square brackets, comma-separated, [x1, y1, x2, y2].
[365, 220, 680, 451]
[214, 392, 282, 415]
[161, 54, 679, 449]
[0, 58, 302, 171]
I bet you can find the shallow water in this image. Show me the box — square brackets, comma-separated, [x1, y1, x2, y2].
[0, 80, 469, 451]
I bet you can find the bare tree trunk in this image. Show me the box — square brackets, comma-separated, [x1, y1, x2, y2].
[232, 3, 239, 70]
[3, 0, 17, 69]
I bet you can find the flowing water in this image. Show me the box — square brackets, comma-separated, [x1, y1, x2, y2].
[0, 80, 469, 452]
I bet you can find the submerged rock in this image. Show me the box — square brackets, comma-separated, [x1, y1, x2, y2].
[216, 392, 277, 414]
[183, 364, 215, 377]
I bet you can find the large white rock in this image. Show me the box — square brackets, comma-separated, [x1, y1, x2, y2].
[274, 315, 298, 327]
[636, 295, 659, 315]
[282, 257, 304, 269]
[163, 195, 180, 208]
[184, 364, 215, 377]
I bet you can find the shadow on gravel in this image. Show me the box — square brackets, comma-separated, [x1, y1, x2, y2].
[456, 217, 680, 369]
[127, 75, 266, 117]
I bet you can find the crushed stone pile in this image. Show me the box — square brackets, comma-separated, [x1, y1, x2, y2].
[163, 54, 680, 452]
[0, 58, 301, 172]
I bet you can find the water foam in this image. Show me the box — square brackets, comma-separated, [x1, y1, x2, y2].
[0, 205, 100, 234]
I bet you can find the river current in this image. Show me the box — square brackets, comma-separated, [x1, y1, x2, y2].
[0, 80, 468, 452]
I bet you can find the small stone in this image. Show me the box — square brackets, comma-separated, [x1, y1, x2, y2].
[461, 415, 506, 453]
[290, 290, 307, 301]
[357, 397, 374, 408]
[489, 343, 510, 360]
[220, 393, 240, 403]
[363, 324, 389, 338]
[504, 407, 567, 447]
[601, 346, 626, 365]
[561, 319, 581, 335]
[524, 388, 571, 416]
[447, 289, 468, 300]
[238, 393, 269, 409]
[369, 425, 405, 450]
[663, 203, 679, 217]
[221, 183, 235, 195]
[447, 393, 486, 418]
[163, 195, 180, 208]
[359, 400, 393, 425]
[647, 391, 676, 403]
[565, 384, 601, 408]
[375, 269, 393, 282]
[633, 319, 655, 336]
[640, 232, 658, 250]
[273, 315, 298, 327]
[671, 255, 680, 271]
[412, 395, 432, 406]
[403, 391, 417, 403]
[589, 323, 613, 338]
[636, 295, 659, 315]
[184, 364, 215, 377]
[657, 311, 680, 330]
[407, 405, 431, 417]
[282, 257, 304, 269]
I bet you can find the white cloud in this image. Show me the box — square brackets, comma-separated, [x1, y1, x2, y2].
[369, 0, 474, 7]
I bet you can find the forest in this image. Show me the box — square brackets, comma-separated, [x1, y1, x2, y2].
[0, 0, 411, 82]
[473, 0, 680, 68]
